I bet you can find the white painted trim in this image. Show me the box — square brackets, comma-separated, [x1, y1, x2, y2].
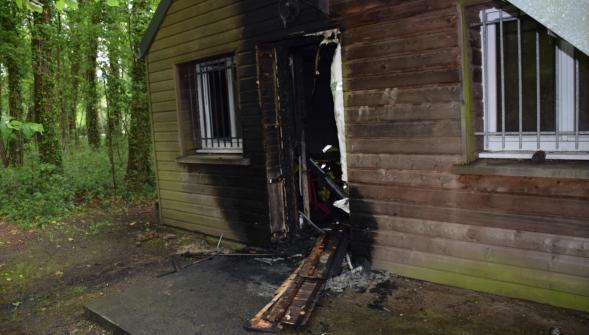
[226, 60, 238, 139]
[484, 8, 515, 21]
[557, 41, 575, 132]
[196, 147, 243, 154]
[486, 22, 498, 133]
[486, 134, 589, 152]
[479, 151, 589, 160]
[196, 63, 207, 149]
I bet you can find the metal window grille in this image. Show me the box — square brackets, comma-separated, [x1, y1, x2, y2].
[184, 56, 242, 153]
[477, 8, 589, 160]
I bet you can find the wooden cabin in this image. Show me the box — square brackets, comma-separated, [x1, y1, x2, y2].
[140, 0, 589, 312]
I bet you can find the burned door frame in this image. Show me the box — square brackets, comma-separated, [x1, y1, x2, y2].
[257, 31, 343, 243]
[257, 44, 299, 241]
[256, 35, 323, 241]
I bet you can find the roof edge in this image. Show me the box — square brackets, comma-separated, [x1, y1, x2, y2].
[138, 0, 173, 60]
[506, 0, 589, 56]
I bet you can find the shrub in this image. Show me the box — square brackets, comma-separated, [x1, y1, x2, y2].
[0, 163, 74, 228]
[0, 143, 155, 228]
[64, 144, 129, 201]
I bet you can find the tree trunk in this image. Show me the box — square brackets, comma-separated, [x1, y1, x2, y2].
[56, 12, 68, 149]
[70, 59, 80, 144]
[7, 57, 23, 166]
[0, 66, 6, 168]
[125, 0, 153, 191]
[105, 4, 123, 144]
[0, 64, 3, 117]
[32, 0, 62, 167]
[85, 47, 99, 148]
[67, 9, 82, 145]
[107, 56, 122, 138]
[1, 1, 25, 166]
[84, 1, 101, 149]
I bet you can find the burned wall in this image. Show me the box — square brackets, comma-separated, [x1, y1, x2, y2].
[147, 0, 332, 245]
[337, 0, 589, 312]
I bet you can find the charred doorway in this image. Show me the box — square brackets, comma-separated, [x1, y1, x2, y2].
[250, 32, 353, 332]
[257, 31, 348, 244]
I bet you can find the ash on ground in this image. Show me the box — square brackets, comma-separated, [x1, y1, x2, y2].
[325, 267, 394, 294]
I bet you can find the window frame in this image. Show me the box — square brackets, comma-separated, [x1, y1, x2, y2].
[478, 8, 589, 160]
[194, 56, 241, 154]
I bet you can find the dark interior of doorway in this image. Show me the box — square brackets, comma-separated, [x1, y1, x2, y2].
[286, 36, 345, 227]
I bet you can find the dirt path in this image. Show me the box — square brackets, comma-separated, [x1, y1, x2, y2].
[1, 203, 588, 335]
[0, 201, 203, 335]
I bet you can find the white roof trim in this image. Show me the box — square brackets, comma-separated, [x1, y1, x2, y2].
[507, 0, 589, 56]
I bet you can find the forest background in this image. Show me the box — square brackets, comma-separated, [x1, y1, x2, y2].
[0, 0, 158, 228]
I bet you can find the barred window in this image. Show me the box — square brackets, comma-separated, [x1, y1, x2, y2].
[478, 8, 589, 160]
[178, 56, 242, 153]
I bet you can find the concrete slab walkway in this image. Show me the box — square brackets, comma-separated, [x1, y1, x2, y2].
[85, 256, 292, 335]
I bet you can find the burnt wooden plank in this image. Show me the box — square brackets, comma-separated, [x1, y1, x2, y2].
[247, 263, 303, 332]
[282, 280, 324, 326]
[299, 235, 329, 278]
[248, 230, 348, 330]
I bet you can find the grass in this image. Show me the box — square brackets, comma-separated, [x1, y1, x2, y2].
[0, 143, 155, 229]
[1, 255, 61, 293]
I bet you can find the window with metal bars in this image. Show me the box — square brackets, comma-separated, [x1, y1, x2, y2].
[478, 8, 589, 160]
[179, 56, 242, 153]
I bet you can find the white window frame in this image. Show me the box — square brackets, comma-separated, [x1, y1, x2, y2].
[195, 56, 242, 154]
[479, 8, 589, 160]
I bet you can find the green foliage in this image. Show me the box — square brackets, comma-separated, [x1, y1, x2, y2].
[14, 0, 43, 13]
[64, 143, 128, 201]
[81, 0, 102, 149]
[126, 0, 154, 191]
[0, 116, 43, 167]
[0, 144, 155, 228]
[15, 0, 120, 12]
[0, 0, 158, 228]
[0, 115, 43, 142]
[55, 0, 78, 11]
[0, 162, 74, 228]
[32, 0, 63, 167]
